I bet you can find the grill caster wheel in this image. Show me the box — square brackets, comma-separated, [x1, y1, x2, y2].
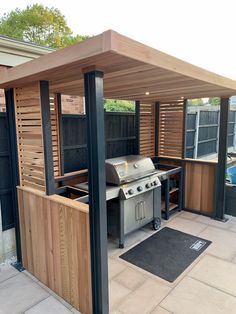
[152, 218, 161, 231]
[119, 243, 124, 249]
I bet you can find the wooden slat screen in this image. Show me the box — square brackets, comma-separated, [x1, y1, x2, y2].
[158, 101, 184, 158]
[15, 83, 46, 192]
[50, 96, 61, 177]
[139, 104, 155, 156]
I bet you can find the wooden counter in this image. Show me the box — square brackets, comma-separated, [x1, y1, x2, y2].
[17, 186, 92, 314]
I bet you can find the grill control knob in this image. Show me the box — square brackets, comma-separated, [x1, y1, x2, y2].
[153, 180, 158, 186]
[137, 186, 143, 192]
[145, 183, 151, 189]
[128, 189, 134, 195]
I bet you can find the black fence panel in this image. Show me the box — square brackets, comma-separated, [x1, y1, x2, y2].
[0, 113, 14, 231]
[228, 111, 236, 148]
[62, 112, 136, 173]
[185, 109, 236, 159]
[198, 110, 219, 157]
[106, 112, 136, 158]
[199, 110, 219, 125]
[186, 113, 196, 158]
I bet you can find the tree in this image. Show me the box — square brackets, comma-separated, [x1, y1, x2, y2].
[187, 98, 204, 106]
[208, 97, 220, 106]
[0, 4, 88, 48]
[104, 99, 135, 112]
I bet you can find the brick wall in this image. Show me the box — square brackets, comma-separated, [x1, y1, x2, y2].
[0, 88, 85, 114]
[61, 95, 85, 114]
[0, 89, 6, 112]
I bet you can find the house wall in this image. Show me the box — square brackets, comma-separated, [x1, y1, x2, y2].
[0, 202, 16, 263]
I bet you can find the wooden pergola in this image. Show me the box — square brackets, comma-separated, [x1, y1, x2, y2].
[1, 30, 236, 314]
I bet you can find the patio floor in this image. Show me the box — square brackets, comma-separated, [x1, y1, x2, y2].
[1, 211, 236, 314]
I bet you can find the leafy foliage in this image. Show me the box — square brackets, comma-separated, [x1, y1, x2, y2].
[104, 99, 135, 112]
[187, 98, 204, 106]
[0, 4, 88, 48]
[208, 97, 220, 106]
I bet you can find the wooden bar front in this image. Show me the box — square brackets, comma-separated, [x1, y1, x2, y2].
[18, 186, 92, 314]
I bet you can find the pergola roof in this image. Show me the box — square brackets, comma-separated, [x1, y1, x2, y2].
[1, 30, 236, 103]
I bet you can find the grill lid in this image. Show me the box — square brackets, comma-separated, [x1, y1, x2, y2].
[105, 155, 156, 185]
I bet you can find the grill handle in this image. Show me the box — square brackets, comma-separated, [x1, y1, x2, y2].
[135, 203, 140, 221]
[135, 201, 146, 221]
[140, 201, 146, 219]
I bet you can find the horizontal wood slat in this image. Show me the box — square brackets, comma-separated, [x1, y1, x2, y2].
[15, 83, 46, 191]
[50, 96, 61, 177]
[158, 100, 184, 158]
[139, 104, 155, 156]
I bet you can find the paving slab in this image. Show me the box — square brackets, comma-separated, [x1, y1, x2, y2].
[109, 280, 131, 310]
[118, 278, 170, 314]
[109, 258, 126, 279]
[114, 266, 146, 290]
[198, 226, 236, 261]
[165, 216, 207, 236]
[0, 264, 19, 283]
[189, 254, 236, 297]
[151, 306, 172, 314]
[0, 273, 49, 314]
[25, 296, 72, 314]
[161, 276, 236, 314]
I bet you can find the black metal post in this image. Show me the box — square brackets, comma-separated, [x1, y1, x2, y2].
[135, 100, 140, 154]
[182, 99, 187, 158]
[215, 97, 229, 220]
[5, 89, 23, 271]
[56, 93, 65, 176]
[40, 81, 55, 195]
[84, 70, 109, 314]
[155, 101, 160, 156]
[164, 178, 170, 220]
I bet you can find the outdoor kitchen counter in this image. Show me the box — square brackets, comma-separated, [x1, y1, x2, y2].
[16, 185, 92, 314]
[75, 182, 120, 201]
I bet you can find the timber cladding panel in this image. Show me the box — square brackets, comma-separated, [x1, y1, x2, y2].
[15, 83, 46, 191]
[50, 96, 61, 177]
[18, 187, 92, 314]
[139, 104, 155, 156]
[184, 161, 216, 215]
[158, 101, 184, 158]
[14, 83, 60, 192]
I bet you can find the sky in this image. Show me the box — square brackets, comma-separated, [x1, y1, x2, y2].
[1, 0, 236, 80]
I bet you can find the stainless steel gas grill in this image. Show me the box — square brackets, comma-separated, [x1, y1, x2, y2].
[77, 155, 163, 248]
[105, 155, 162, 248]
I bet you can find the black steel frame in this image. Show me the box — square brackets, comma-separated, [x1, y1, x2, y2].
[182, 99, 187, 159]
[84, 70, 109, 314]
[135, 100, 140, 154]
[56, 93, 65, 176]
[5, 89, 23, 271]
[215, 97, 229, 220]
[40, 81, 55, 195]
[155, 101, 160, 156]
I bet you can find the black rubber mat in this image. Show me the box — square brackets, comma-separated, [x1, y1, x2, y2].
[120, 227, 211, 282]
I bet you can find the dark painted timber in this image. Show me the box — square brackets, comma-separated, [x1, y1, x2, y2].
[5, 89, 24, 271]
[182, 99, 187, 159]
[40, 81, 54, 195]
[84, 70, 109, 314]
[155, 101, 160, 156]
[56, 93, 65, 176]
[135, 100, 140, 154]
[215, 98, 229, 221]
